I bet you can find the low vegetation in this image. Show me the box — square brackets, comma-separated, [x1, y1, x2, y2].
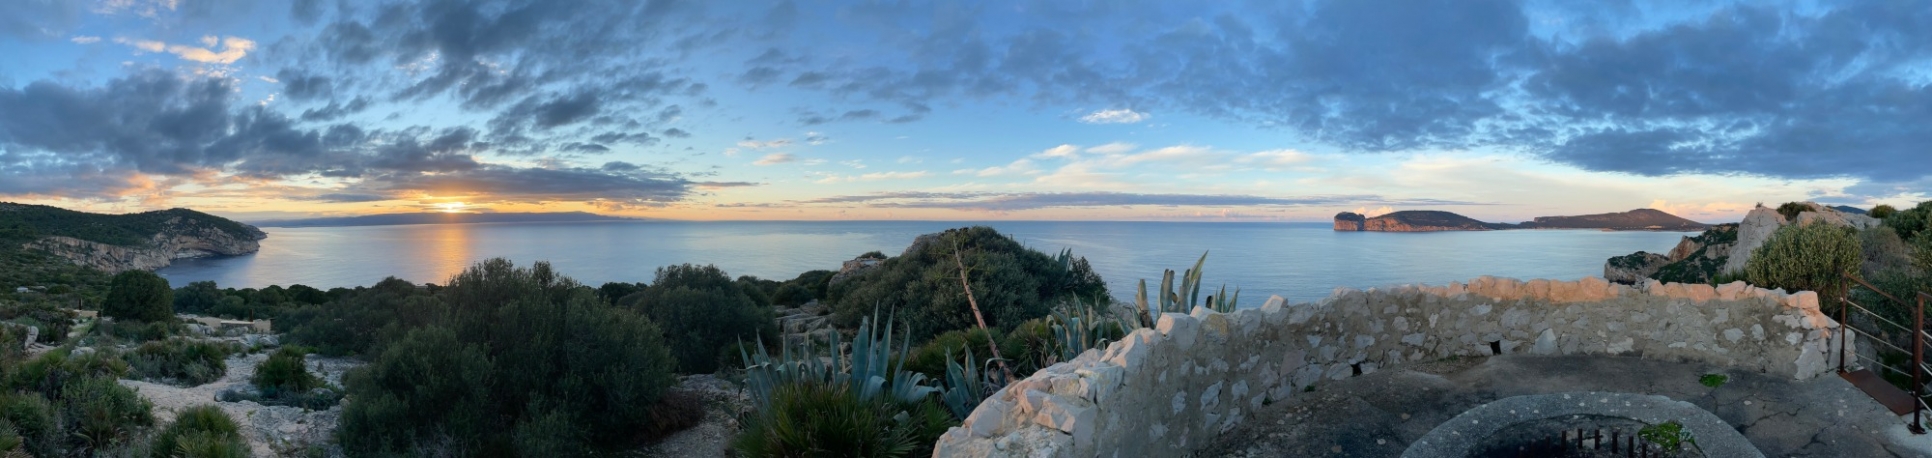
[827, 226, 1108, 341]
[150, 405, 247, 458]
[618, 264, 778, 374]
[1, 348, 155, 457]
[103, 270, 174, 323]
[126, 338, 239, 387]
[336, 259, 679, 456]
[1744, 221, 1862, 302]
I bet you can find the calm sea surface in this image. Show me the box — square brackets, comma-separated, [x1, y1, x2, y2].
[156, 221, 1688, 305]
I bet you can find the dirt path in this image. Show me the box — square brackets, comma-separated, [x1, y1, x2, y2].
[121, 351, 361, 456]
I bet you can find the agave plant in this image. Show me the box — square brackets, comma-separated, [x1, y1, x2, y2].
[1135, 252, 1240, 325]
[1048, 296, 1129, 364]
[939, 347, 1003, 419]
[739, 308, 940, 415]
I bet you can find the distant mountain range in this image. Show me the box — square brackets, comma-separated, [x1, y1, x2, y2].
[1335, 208, 1710, 232]
[254, 212, 640, 228]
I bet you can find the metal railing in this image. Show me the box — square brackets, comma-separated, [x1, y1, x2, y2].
[1837, 274, 1932, 434]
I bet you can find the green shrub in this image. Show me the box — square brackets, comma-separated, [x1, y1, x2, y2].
[731, 381, 953, 458]
[151, 405, 242, 458]
[253, 347, 322, 394]
[128, 339, 237, 387]
[8, 348, 129, 396]
[338, 259, 681, 455]
[61, 375, 154, 451]
[278, 277, 440, 357]
[1872, 204, 1899, 219]
[624, 264, 777, 374]
[1885, 201, 1932, 241]
[165, 430, 250, 457]
[641, 389, 705, 443]
[1745, 221, 1861, 301]
[0, 302, 76, 345]
[827, 227, 1108, 341]
[91, 319, 184, 344]
[103, 270, 174, 323]
[0, 393, 55, 458]
[905, 328, 1005, 380]
[1001, 318, 1057, 375]
[1775, 202, 1809, 221]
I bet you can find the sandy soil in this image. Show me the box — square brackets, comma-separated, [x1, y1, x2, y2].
[121, 350, 362, 457]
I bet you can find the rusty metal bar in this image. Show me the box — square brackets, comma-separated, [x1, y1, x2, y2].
[1915, 291, 1925, 435]
[1842, 295, 1851, 373]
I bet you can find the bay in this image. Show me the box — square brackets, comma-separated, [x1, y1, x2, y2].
[156, 221, 1688, 305]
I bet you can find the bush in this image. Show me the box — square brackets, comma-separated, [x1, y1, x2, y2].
[278, 277, 440, 357]
[641, 390, 705, 443]
[1775, 202, 1809, 221]
[904, 328, 1009, 380]
[127, 339, 237, 387]
[827, 227, 1108, 341]
[0, 393, 55, 458]
[0, 302, 76, 345]
[151, 405, 243, 458]
[60, 375, 154, 451]
[338, 259, 680, 455]
[1745, 221, 1861, 301]
[1872, 204, 1899, 219]
[623, 264, 777, 374]
[1001, 318, 1058, 375]
[103, 270, 174, 323]
[253, 347, 323, 394]
[731, 381, 952, 458]
[92, 319, 183, 344]
[8, 348, 129, 396]
[172, 281, 227, 316]
[1886, 201, 1932, 241]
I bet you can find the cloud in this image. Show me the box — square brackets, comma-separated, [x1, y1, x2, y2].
[1084, 142, 1135, 155]
[795, 191, 1484, 212]
[1033, 144, 1079, 159]
[1079, 108, 1148, 124]
[753, 153, 796, 165]
[739, 138, 794, 149]
[1241, 150, 1315, 168]
[815, 170, 931, 184]
[70, 35, 100, 44]
[115, 36, 256, 64]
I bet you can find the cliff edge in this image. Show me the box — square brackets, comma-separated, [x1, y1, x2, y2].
[1333, 210, 1510, 232]
[1, 203, 266, 273]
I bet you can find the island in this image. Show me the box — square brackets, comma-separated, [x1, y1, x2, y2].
[1334, 208, 1710, 232]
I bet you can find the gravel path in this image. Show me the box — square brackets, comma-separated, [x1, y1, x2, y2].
[121, 350, 361, 457]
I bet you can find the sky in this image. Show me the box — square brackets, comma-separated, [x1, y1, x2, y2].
[0, 0, 1927, 223]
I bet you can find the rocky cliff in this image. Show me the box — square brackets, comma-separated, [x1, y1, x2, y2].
[1334, 210, 1506, 232]
[1521, 208, 1710, 231]
[1601, 201, 1875, 285]
[1333, 212, 1366, 231]
[2, 204, 266, 273]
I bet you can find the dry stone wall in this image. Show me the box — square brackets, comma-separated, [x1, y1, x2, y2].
[932, 276, 1851, 457]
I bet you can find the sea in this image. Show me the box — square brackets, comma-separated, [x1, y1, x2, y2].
[155, 221, 1689, 305]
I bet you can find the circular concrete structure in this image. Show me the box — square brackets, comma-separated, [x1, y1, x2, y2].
[1403, 391, 1762, 458]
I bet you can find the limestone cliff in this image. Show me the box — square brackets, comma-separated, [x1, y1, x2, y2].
[1720, 202, 1876, 275]
[1332, 212, 1366, 231]
[2, 204, 266, 273]
[1334, 210, 1507, 232]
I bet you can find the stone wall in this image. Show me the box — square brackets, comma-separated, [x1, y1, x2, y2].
[932, 276, 1851, 457]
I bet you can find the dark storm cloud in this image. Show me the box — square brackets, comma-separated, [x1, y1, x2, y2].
[742, 0, 1931, 188]
[0, 70, 711, 203]
[276, 69, 334, 101]
[793, 192, 1486, 212]
[350, 164, 697, 203]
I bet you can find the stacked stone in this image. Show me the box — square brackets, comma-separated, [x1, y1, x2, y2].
[933, 276, 1851, 458]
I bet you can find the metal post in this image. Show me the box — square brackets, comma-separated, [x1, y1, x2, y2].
[1914, 293, 1925, 434]
[1841, 296, 1850, 373]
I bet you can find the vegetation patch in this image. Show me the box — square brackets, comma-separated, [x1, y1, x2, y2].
[826, 226, 1107, 341]
[618, 264, 777, 374]
[127, 338, 240, 387]
[1639, 421, 1695, 451]
[1698, 373, 1728, 388]
[150, 405, 247, 458]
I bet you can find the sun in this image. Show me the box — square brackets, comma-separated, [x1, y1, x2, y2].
[436, 202, 468, 213]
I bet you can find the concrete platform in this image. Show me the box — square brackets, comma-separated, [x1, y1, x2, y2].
[1198, 354, 1932, 458]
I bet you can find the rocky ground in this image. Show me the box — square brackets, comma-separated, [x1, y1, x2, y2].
[1199, 354, 1932, 458]
[631, 374, 748, 458]
[121, 349, 362, 457]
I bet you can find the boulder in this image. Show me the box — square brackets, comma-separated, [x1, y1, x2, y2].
[1724, 206, 1787, 274]
[1604, 252, 1670, 284]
